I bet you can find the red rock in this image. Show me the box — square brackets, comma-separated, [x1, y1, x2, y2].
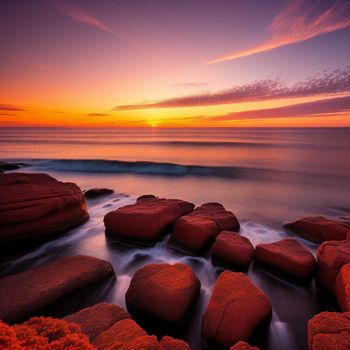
[63, 302, 129, 341]
[93, 318, 159, 350]
[284, 216, 349, 242]
[316, 240, 350, 293]
[137, 194, 157, 201]
[126, 263, 200, 328]
[84, 188, 114, 198]
[170, 203, 240, 254]
[160, 336, 191, 350]
[335, 263, 350, 312]
[0, 255, 115, 323]
[308, 311, 350, 350]
[0, 172, 88, 246]
[255, 238, 316, 279]
[202, 271, 272, 349]
[211, 231, 254, 269]
[230, 341, 259, 350]
[104, 197, 194, 244]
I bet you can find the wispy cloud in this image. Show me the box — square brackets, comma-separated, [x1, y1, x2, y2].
[114, 66, 350, 110]
[0, 104, 26, 112]
[48, 0, 123, 38]
[8, 56, 48, 71]
[205, 95, 350, 122]
[207, 0, 350, 64]
[168, 82, 210, 88]
[86, 113, 110, 117]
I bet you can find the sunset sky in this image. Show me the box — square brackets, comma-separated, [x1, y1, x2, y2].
[1, 0, 350, 127]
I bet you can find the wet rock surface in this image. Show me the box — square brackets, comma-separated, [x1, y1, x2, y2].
[63, 302, 129, 341]
[255, 238, 316, 279]
[308, 311, 350, 350]
[202, 270, 272, 349]
[170, 203, 240, 254]
[126, 263, 201, 332]
[0, 172, 88, 246]
[284, 216, 349, 242]
[0, 255, 115, 323]
[335, 263, 350, 312]
[104, 196, 194, 245]
[211, 231, 254, 270]
[316, 240, 350, 293]
[84, 188, 114, 198]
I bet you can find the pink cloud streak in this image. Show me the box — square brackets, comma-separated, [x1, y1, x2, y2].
[207, 0, 350, 64]
[49, 0, 123, 38]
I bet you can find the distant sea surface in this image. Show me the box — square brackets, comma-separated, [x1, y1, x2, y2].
[1, 127, 349, 225]
[1, 127, 350, 350]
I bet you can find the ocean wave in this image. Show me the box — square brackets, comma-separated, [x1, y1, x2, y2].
[25, 158, 268, 179]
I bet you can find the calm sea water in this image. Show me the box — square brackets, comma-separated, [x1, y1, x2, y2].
[1, 127, 349, 350]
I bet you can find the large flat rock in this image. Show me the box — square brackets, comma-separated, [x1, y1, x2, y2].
[63, 302, 129, 341]
[255, 238, 316, 279]
[126, 263, 200, 329]
[0, 172, 88, 246]
[284, 216, 349, 242]
[170, 203, 240, 254]
[308, 311, 350, 350]
[104, 196, 194, 245]
[316, 240, 350, 293]
[0, 255, 115, 323]
[202, 271, 272, 349]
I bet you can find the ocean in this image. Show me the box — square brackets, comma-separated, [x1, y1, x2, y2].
[1, 127, 349, 350]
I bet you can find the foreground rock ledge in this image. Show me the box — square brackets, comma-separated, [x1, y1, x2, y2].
[284, 216, 349, 242]
[316, 240, 350, 293]
[308, 311, 350, 350]
[126, 263, 201, 330]
[0, 255, 115, 323]
[202, 271, 272, 349]
[230, 341, 260, 350]
[104, 196, 194, 244]
[170, 202, 240, 254]
[0, 172, 89, 246]
[63, 302, 129, 341]
[211, 231, 254, 270]
[255, 238, 316, 280]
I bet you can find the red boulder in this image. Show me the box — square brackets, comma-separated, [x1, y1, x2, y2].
[335, 263, 350, 311]
[308, 311, 350, 350]
[255, 238, 316, 279]
[160, 336, 191, 350]
[0, 255, 115, 323]
[211, 231, 254, 269]
[93, 318, 159, 350]
[170, 203, 240, 254]
[202, 271, 272, 349]
[230, 341, 259, 350]
[316, 240, 350, 293]
[63, 302, 129, 341]
[84, 188, 114, 198]
[0, 172, 88, 246]
[284, 216, 349, 242]
[104, 196, 194, 244]
[126, 263, 200, 328]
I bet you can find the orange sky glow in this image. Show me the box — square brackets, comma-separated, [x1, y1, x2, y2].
[1, 0, 350, 128]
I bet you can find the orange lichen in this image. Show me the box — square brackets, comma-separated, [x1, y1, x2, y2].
[0, 317, 96, 350]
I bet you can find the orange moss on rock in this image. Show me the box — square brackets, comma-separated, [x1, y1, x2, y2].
[0, 316, 96, 349]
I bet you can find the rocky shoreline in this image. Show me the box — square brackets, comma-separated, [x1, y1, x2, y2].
[1, 168, 350, 350]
